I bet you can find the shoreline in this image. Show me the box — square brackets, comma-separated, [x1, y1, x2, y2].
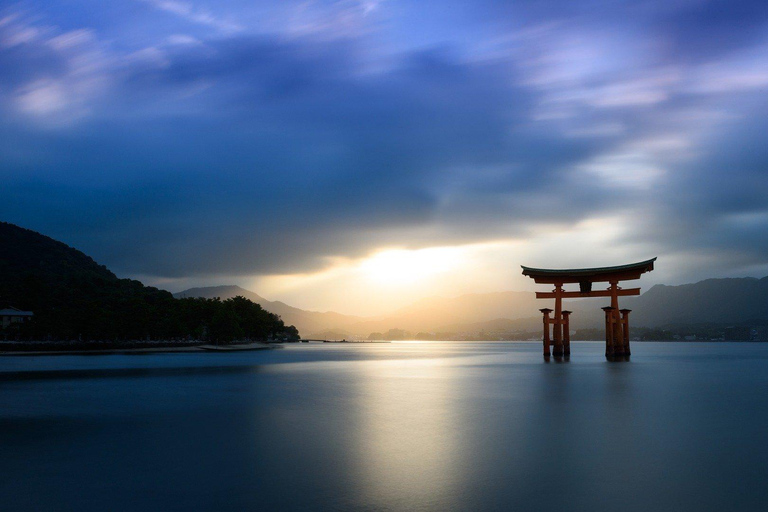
[0, 341, 278, 356]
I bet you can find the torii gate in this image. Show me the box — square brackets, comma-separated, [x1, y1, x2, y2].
[521, 258, 656, 358]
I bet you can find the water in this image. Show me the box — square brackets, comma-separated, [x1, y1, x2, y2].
[1, 341, 767, 511]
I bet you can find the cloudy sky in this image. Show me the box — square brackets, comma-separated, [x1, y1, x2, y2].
[2, 0, 768, 315]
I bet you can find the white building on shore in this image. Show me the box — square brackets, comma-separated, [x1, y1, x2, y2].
[1, 307, 34, 329]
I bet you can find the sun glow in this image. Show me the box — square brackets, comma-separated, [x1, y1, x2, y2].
[359, 247, 463, 286]
[245, 225, 646, 316]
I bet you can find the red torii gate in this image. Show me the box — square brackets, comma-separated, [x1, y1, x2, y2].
[521, 258, 656, 358]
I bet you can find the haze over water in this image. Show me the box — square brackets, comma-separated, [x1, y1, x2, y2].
[2, 342, 767, 511]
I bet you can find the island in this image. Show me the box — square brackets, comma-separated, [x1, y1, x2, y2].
[0, 222, 300, 353]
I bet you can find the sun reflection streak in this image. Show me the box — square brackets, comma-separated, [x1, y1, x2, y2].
[344, 354, 465, 509]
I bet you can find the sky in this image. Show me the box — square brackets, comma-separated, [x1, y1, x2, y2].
[2, 0, 768, 316]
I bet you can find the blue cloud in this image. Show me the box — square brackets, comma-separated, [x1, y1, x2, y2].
[2, 1, 768, 284]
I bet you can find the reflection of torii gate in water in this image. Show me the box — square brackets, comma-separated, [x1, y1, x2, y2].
[521, 258, 656, 359]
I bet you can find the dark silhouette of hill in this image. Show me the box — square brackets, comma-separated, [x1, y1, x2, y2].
[0, 222, 118, 285]
[0, 222, 297, 342]
[176, 285, 271, 305]
[625, 278, 768, 326]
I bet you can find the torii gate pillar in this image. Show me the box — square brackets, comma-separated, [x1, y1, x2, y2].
[602, 306, 616, 356]
[562, 310, 572, 356]
[539, 308, 552, 357]
[620, 309, 632, 356]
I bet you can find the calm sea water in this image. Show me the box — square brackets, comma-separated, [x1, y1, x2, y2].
[1, 341, 767, 512]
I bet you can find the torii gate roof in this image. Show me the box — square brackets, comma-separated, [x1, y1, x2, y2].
[521, 257, 656, 284]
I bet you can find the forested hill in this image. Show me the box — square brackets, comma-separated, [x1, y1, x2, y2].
[626, 277, 768, 326]
[0, 222, 299, 342]
[0, 222, 117, 285]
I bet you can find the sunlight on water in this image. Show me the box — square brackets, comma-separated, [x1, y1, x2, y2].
[349, 357, 462, 509]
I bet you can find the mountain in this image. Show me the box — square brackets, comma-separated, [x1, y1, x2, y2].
[178, 276, 768, 338]
[536, 277, 768, 328]
[0, 222, 118, 290]
[176, 285, 271, 305]
[384, 291, 535, 327]
[174, 286, 540, 336]
[0, 222, 296, 342]
[347, 291, 540, 334]
[367, 277, 768, 333]
[624, 277, 768, 326]
[174, 285, 364, 337]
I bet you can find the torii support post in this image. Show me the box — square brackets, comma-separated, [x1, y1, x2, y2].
[602, 307, 615, 357]
[562, 310, 572, 356]
[552, 284, 564, 357]
[609, 281, 625, 356]
[540, 308, 552, 357]
[620, 309, 631, 356]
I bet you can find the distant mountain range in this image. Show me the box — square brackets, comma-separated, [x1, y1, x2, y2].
[174, 285, 363, 336]
[176, 276, 768, 337]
